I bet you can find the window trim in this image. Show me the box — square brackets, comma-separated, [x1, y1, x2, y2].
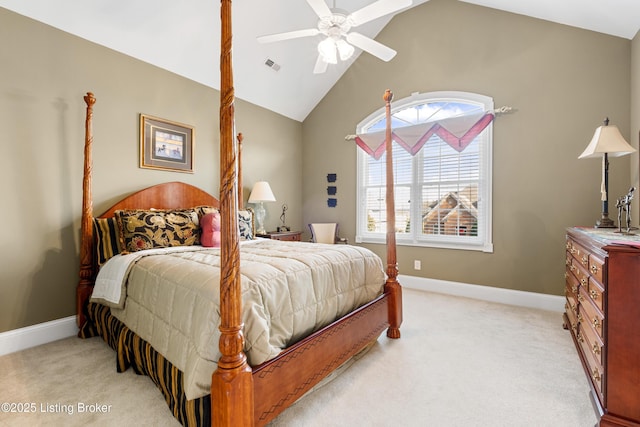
[355, 91, 494, 252]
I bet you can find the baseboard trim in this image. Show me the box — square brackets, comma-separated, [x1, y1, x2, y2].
[399, 275, 565, 312]
[0, 316, 78, 357]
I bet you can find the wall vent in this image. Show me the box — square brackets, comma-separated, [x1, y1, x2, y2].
[264, 58, 281, 71]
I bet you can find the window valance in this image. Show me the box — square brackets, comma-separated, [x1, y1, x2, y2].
[352, 107, 510, 159]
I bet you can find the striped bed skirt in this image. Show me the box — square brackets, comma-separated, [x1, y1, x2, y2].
[80, 302, 210, 426]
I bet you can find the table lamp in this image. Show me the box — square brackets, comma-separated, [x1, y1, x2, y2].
[578, 118, 636, 228]
[248, 181, 276, 234]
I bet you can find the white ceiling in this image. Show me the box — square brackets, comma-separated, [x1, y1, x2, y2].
[2, 0, 639, 122]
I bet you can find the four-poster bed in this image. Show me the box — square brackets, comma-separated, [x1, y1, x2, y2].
[75, 2, 402, 426]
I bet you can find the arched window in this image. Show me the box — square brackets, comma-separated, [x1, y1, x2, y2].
[355, 91, 493, 252]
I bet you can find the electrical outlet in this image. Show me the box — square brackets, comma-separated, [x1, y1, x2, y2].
[414, 260, 421, 270]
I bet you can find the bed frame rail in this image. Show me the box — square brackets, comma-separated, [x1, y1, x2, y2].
[252, 294, 390, 425]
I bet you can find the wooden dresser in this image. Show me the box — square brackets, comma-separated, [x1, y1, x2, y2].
[564, 227, 640, 427]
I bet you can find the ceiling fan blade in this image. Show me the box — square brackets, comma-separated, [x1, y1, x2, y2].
[349, 0, 413, 27]
[346, 32, 397, 61]
[257, 28, 320, 44]
[306, 0, 332, 19]
[313, 54, 329, 74]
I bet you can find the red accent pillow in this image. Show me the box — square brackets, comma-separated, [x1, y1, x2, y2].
[201, 212, 221, 247]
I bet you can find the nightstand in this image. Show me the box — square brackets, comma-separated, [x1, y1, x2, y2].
[256, 231, 302, 242]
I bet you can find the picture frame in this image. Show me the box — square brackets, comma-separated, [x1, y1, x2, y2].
[140, 114, 194, 173]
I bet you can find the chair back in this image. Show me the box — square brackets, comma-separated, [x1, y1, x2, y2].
[309, 223, 338, 244]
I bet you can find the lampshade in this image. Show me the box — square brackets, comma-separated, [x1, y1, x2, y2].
[248, 181, 276, 203]
[579, 119, 636, 159]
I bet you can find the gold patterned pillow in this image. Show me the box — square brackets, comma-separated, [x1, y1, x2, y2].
[115, 209, 200, 253]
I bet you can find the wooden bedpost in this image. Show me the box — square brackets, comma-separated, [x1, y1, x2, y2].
[383, 89, 403, 339]
[76, 92, 96, 329]
[211, 0, 254, 426]
[237, 132, 243, 210]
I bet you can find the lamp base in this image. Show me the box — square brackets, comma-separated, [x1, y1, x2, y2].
[255, 202, 266, 235]
[595, 214, 616, 229]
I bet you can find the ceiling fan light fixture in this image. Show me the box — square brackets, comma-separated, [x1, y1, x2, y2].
[258, 0, 409, 73]
[318, 37, 337, 64]
[336, 39, 354, 61]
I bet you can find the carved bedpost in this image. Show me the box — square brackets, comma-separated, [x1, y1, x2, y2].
[76, 92, 96, 329]
[211, 0, 254, 426]
[383, 89, 403, 339]
[237, 132, 243, 210]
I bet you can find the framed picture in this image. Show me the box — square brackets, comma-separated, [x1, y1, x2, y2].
[140, 114, 194, 173]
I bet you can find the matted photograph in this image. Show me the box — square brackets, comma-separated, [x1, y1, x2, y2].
[140, 114, 194, 173]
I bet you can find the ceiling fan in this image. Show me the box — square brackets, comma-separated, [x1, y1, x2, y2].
[257, 0, 412, 74]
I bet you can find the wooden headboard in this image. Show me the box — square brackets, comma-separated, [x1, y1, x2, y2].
[97, 182, 220, 218]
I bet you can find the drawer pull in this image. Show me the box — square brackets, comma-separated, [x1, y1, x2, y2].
[592, 369, 601, 383]
[581, 278, 587, 286]
[577, 333, 584, 343]
[592, 344, 601, 355]
[590, 264, 598, 274]
[578, 294, 584, 302]
[577, 314, 583, 323]
[590, 289, 599, 300]
[572, 286, 578, 294]
[593, 318, 600, 329]
[582, 255, 588, 265]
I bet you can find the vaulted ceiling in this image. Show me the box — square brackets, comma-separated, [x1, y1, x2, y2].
[1, 0, 638, 122]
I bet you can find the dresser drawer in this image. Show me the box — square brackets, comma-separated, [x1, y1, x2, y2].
[257, 231, 302, 241]
[565, 273, 579, 312]
[565, 300, 578, 333]
[579, 290, 605, 339]
[572, 260, 590, 290]
[275, 233, 300, 241]
[588, 254, 605, 284]
[568, 239, 590, 268]
[580, 319, 604, 367]
[587, 277, 605, 312]
[577, 326, 605, 403]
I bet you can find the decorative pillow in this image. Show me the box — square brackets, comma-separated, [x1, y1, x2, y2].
[93, 217, 122, 266]
[195, 205, 219, 218]
[201, 212, 221, 247]
[238, 209, 254, 240]
[115, 209, 200, 253]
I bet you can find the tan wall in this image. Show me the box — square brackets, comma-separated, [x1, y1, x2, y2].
[0, 9, 302, 333]
[302, 0, 631, 295]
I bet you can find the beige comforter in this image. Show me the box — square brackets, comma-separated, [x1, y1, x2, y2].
[98, 240, 385, 400]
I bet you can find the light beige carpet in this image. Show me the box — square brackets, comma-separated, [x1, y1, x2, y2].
[0, 288, 597, 427]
